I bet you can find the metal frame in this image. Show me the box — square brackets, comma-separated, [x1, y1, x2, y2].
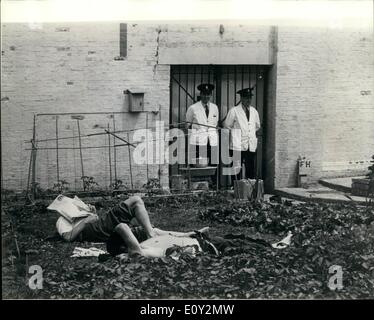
[24, 111, 153, 198]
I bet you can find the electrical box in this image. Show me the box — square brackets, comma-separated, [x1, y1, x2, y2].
[124, 90, 144, 112]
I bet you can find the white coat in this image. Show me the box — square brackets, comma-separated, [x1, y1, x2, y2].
[224, 104, 260, 152]
[185, 101, 219, 146]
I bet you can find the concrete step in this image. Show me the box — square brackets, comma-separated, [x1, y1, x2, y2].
[318, 176, 366, 193]
[274, 187, 369, 204]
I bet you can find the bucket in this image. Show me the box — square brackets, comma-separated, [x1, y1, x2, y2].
[171, 175, 184, 190]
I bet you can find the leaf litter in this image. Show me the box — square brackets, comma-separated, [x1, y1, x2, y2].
[2, 194, 373, 299]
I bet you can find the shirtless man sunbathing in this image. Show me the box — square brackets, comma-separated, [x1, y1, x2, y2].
[107, 223, 215, 258]
[55, 196, 213, 256]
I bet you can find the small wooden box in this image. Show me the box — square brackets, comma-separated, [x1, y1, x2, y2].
[124, 90, 144, 112]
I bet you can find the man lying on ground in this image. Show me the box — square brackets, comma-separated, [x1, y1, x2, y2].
[56, 196, 209, 247]
[106, 223, 218, 258]
[106, 225, 293, 259]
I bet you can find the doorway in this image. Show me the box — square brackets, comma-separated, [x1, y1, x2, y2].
[169, 65, 268, 188]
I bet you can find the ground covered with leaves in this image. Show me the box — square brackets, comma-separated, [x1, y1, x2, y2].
[2, 192, 374, 299]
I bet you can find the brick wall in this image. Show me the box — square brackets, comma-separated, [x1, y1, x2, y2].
[275, 25, 374, 187]
[1, 22, 373, 191]
[158, 24, 274, 64]
[1, 22, 171, 191]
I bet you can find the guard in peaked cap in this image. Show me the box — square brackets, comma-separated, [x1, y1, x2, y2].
[224, 84, 261, 182]
[237, 87, 254, 98]
[185, 82, 219, 169]
[197, 83, 215, 95]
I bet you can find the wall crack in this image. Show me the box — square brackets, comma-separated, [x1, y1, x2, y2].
[153, 27, 162, 76]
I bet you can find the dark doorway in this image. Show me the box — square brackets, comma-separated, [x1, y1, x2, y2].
[169, 65, 268, 188]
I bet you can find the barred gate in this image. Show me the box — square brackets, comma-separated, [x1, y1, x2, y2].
[170, 65, 268, 188]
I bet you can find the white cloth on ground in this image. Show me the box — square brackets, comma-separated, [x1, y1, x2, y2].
[271, 231, 293, 249]
[71, 247, 106, 258]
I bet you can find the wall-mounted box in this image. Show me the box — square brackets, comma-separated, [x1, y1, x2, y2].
[124, 89, 144, 112]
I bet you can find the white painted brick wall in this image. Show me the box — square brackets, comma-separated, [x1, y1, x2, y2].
[1, 22, 373, 191]
[1, 22, 170, 191]
[275, 26, 374, 187]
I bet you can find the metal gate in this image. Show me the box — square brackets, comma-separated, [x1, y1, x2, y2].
[170, 65, 267, 188]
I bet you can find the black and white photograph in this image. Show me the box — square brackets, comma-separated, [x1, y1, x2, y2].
[1, 0, 373, 306]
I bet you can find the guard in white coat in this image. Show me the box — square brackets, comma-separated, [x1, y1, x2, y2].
[185, 83, 219, 165]
[224, 87, 261, 180]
